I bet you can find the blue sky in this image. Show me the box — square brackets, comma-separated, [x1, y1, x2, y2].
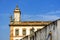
[0, 0, 60, 40]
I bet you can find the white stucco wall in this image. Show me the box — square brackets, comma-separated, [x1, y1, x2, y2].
[13, 26, 44, 40]
[14, 13, 20, 21]
[13, 37, 23, 40]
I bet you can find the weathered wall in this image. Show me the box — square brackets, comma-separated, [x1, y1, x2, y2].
[21, 19, 60, 40]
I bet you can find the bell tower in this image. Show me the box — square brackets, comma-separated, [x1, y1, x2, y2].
[14, 5, 21, 22]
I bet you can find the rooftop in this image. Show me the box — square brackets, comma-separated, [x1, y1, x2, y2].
[9, 21, 51, 26]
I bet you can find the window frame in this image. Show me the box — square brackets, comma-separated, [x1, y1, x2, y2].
[22, 28, 26, 35]
[15, 29, 19, 36]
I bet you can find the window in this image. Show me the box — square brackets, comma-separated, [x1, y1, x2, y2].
[23, 28, 26, 35]
[20, 39, 22, 40]
[15, 29, 19, 36]
[37, 28, 40, 30]
[30, 28, 34, 35]
[15, 39, 18, 40]
[30, 29, 32, 34]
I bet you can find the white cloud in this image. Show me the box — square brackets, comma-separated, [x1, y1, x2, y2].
[20, 10, 60, 21]
[46, 10, 60, 15]
[21, 14, 60, 21]
[39, 15, 60, 21]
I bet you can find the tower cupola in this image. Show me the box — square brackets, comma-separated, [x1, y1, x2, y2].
[14, 5, 21, 22]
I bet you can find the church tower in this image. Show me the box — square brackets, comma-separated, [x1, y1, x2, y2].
[14, 5, 21, 22]
[9, 5, 51, 40]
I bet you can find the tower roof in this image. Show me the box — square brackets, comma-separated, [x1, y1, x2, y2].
[15, 5, 19, 10]
[14, 5, 20, 12]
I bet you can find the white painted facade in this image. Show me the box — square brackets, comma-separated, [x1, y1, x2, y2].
[13, 26, 43, 40]
[13, 37, 22, 40]
[14, 13, 20, 21]
[14, 6, 20, 22]
[13, 26, 43, 36]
